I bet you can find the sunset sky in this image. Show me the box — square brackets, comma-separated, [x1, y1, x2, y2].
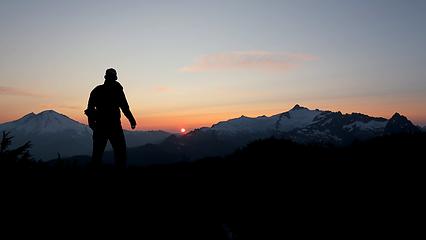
[1, 0, 425, 132]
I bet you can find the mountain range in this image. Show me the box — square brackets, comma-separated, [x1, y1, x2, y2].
[0, 105, 422, 163]
[124, 104, 419, 165]
[200, 104, 421, 144]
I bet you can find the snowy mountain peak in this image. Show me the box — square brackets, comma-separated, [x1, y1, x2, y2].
[272, 105, 323, 131]
[384, 112, 420, 134]
[387, 112, 408, 124]
[37, 109, 72, 120]
[390, 112, 402, 119]
[39, 109, 60, 115]
[290, 104, 309, 111]
[34, 110, 79, 123]
[208, 105, 324, 134]
[0, 110, 89, 135]
[19, 112, 36, 121]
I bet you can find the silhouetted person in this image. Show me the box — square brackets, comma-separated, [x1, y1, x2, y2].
[85, 68, 137, 169]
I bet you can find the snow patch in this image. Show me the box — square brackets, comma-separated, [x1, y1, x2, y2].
[273, 107, 322, 132]
[343, 120, 387, 131]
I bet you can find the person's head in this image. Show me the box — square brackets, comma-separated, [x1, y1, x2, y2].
[104, 68, 118, 81]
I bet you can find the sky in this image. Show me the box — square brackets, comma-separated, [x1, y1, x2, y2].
[0, 0, 425, 132]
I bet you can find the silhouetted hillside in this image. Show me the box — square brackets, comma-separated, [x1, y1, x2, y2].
[4, 132, 424, 237]
[8, 132, 425, 188]
[126, 133, 425, 187]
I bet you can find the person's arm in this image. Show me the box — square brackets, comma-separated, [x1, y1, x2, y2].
[84, 90, 97, 130]
[119, 89, 137, 129]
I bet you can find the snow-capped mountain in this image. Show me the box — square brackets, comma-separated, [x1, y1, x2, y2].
[210, 105, 322, 134]
[0, 110, 171, 160]
[0, 110, 91, 135]
[195, 104, 419, 144]
[384, 113, 421, 135]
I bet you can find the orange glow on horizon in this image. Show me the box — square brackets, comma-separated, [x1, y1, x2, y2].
[1, 101, 426, 132]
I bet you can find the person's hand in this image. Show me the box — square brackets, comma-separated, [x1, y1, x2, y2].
[130, 119, 137, 130]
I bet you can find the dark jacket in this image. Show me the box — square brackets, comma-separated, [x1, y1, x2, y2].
[85, 80, 136, 128]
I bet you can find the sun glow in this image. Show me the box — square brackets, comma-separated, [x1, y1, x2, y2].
[180, 128, 186, 133]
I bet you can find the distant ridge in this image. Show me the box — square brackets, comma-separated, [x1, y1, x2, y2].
[198, 104, 395, 142]
[384, 113, 421, 135]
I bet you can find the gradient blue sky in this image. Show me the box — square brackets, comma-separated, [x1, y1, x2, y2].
[1, 0, 425, 131]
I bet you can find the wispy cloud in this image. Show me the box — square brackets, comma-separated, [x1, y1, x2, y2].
[154, 86, 174, 93]
[180, 51, 317, 73]
[0, 86, 46, 98]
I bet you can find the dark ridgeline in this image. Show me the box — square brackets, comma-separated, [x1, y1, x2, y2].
[85, 68, 137, 168]
[3, 131, 425, 191]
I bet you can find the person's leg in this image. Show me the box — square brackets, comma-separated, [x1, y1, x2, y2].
[92, 129, 108, 169]
[109, 125, 127, 169]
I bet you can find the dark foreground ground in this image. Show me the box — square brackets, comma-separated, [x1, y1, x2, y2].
[1, 133, 425, 238]
[7, 133, 424, 191]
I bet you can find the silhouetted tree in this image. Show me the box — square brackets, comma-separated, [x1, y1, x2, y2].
[0, 131, 33, 168]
